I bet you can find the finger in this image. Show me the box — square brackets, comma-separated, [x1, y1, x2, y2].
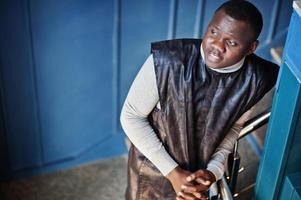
[186, 170, 206, 182]
[181, 184, 208, 193]
[180, 190, 203, 199]
[178, 191, 198, 200]
[181, 184, 197, 192]
[186, 175, 194, 182]
[176, 197, 185, 200]
[192, 192, 202, 199]
[195, 177, 211, 186]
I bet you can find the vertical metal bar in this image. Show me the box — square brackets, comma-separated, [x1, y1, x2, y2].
[194, 0, 206, 38]
[229, 141, 240, 194]
[219, 177, 234, 200]
[167, 0, 178, 39]
[112, 0, 121, 135]
[229, 155, 240, 194]
[233, 140, 239, 157]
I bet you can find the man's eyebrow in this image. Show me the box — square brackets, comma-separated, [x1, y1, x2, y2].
[213, 25, 220, 30]
[211, 24, 239, 40]
[209, 24, 220, 30]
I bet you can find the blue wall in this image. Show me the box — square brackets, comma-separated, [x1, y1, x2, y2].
[0, 0, 294, 180]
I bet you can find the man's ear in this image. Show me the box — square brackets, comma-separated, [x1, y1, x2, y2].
[247, 40, 259, 55]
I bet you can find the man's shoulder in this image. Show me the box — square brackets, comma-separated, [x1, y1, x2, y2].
[245, 54, 279, 95]
[151, 38, 202, 52]
[150, 38, 202, 73]
[247, 54, 279, 68]
[246, 54, 279, 76]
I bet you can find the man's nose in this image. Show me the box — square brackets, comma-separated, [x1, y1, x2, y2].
[212, 39, 226, 53]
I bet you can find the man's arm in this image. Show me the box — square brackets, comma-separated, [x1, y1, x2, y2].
[206, 108, 253, 181]
[183, 107, 253, 190]
[180, 109, 254, 199]
[120, 54, 178, 176]
[120, 54, 199, 197]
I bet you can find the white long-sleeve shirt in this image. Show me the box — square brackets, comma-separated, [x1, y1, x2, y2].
[120, 53, 252, 180]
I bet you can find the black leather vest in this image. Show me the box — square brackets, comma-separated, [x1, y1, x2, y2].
[126, 38, 279, 200]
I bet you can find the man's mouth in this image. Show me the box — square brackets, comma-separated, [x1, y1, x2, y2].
[207, 51, 222, 63]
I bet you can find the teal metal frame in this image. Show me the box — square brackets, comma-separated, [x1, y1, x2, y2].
[255, 2, 301, 199]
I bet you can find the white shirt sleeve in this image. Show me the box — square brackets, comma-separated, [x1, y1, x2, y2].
[206, 108, 254, 180]
[120, 54, 178, 176]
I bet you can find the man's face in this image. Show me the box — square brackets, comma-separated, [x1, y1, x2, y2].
[202, 9, 258, 68]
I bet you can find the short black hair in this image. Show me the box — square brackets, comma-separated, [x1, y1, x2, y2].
[215, 0, 263, 40]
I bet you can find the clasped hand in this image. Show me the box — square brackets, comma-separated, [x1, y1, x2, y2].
[166, 166, 216, 200]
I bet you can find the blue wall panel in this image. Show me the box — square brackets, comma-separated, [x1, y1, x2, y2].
[120, 0, 171, 112]
[201, 0, 225, 37]
[252, 0, 277, 43]
[29, 0, 115, 164]
[255, 0, 294, 60]
[0, 0, 42, 171]
[175, 0, 199, 38]
[276, 0, 295, 35]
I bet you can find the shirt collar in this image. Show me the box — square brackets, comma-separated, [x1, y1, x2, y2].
[200, 43, 245, 73]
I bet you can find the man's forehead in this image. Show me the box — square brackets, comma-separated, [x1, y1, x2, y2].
[209, 10, 254, 41]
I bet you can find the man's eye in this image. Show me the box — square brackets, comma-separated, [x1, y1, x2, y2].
[211, 29, 217, 35]
[227, 40, 237, 46]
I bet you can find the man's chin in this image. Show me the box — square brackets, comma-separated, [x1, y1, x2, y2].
[205, 61, 225, 69]
[204, 55, 225, 68]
